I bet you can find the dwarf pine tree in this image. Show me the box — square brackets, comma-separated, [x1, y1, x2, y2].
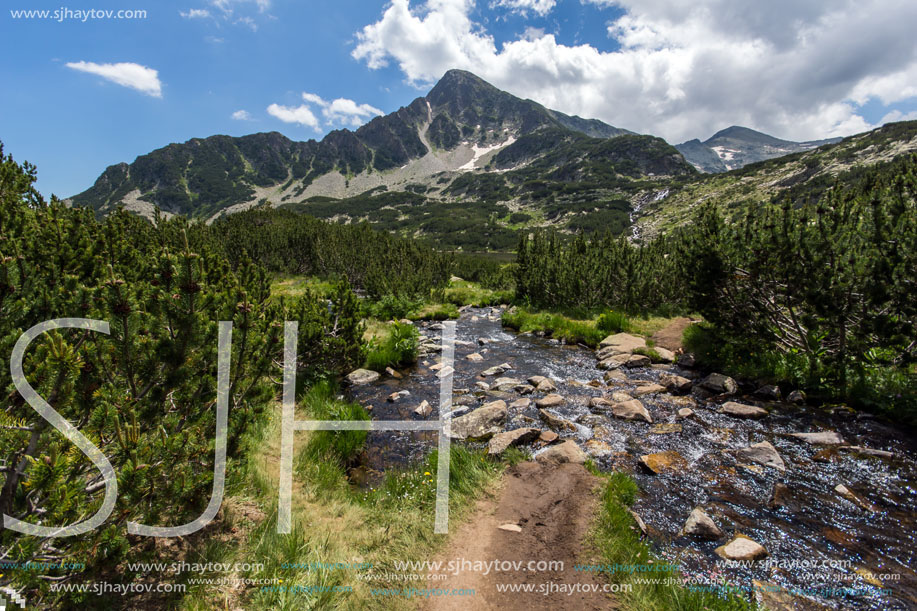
[0, 144, 366, 603]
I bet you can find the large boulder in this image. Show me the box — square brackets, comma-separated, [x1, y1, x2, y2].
[736, 441, 786, 472]
[599, 333, 646, 354]
[715, 535, 768, 561]
[612, 399, 653, 423]
[720, 401, 768, 419]
[654, 347, 676, 363]
[487, 428, 541, 455]
[700, 373, 738, 395]
[681, 508, 724, 539]
[346, 368, 380, 385]
[449, 400, 508, 440]
[536, 440, 588, 464]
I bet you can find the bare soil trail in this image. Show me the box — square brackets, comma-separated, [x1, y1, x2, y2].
[650, 317, 695, 352]
[424, 461, 616, 611]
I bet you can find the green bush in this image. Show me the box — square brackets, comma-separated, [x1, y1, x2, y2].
[597, 310, 631, 334]
[502, 308, 605, 347]
[364, 322, 419, 371]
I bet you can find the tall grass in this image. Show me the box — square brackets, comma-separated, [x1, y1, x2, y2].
[363, 322, 419, 372]
[502, 307, 606, 347]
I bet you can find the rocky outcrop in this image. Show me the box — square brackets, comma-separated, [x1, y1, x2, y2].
[449, 400, 508, 440]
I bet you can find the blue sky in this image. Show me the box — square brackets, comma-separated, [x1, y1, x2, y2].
[2, 0, 916, 198]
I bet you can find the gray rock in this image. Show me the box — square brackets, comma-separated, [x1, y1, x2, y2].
[715, 536, 767, 561]
[509, 398, 531, 409]
[491, 377, 522, 392]
[624, 354, 652, 368]
[681, 508, 724, 539]
[660, 373, 693, 393]
[536, 440, 588, 464]
[720, 401, 768, 419]
[487, 428, 541, 455]
[654, 347, 676, 363]
[603, 370, 627, 384]
[465, 352, 484, 362]
[789, 431, 844, 445]
[736, 441, 786, 472]
[346, 368, 380, 385]
[535, 394, 565, 408]
[387, 390, 410, 402]
[589, 396, 613, 412]
[449, 400, 508, 440]
[539, 409, 577, 432]
[414, 400, 432, 417]
[481, 363, 512, 377]
[676, 407, 695, 419]
[677, 353, 697, 368]
[632, 382, 666, 397]
[700, 373, 738, 395]
[599, 333, 647, 353]
[612, 399, 653, 423]
[787, 390, 806, 404]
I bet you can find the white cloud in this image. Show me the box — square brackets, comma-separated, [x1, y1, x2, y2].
[493, 0, 556, 17]
[66, 61, 163, 98]
[267, 103, 320, 129]
[306, 93, 385, 127]
[352, 0, 917, 142]
[267, 92, 384, 130]
[179, 8, 211, 18]
[235, 16, 257, 31]
[232, 109, 253, 120]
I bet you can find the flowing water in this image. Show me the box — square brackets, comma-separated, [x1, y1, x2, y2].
[347, 307, 917, 610]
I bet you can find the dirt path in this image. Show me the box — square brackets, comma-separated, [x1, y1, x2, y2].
[425, 461, 615, 610]
[650, 316, 694, 352]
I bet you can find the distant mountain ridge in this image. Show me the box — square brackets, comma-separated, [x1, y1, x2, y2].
[69, 70, 637, 220]
[66, 69, 917, 252]
[676, 126, 842, 172]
